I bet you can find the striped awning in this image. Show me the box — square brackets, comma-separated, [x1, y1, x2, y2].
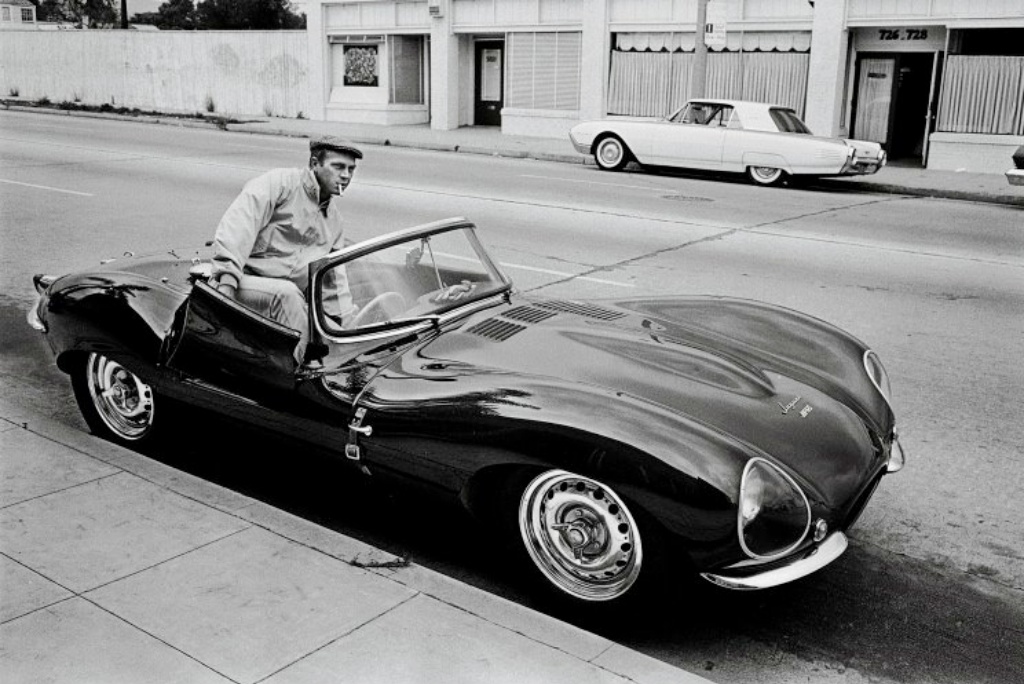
[615, 31, 812, 53]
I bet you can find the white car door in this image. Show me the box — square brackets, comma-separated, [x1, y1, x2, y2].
[651, 103, 730, 170]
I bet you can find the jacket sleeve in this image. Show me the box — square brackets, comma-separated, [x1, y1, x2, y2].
[210, 173, 280, 287]
[322, 228, 357, 322]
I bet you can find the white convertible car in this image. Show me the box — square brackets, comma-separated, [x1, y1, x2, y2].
[569, 99, 887, 186]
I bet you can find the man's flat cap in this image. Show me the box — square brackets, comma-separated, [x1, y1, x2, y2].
[309, 135, 363, 159]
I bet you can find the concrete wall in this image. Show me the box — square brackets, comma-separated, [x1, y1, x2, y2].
[0, 30, 310, 118]
[927, 133, 1024, 173]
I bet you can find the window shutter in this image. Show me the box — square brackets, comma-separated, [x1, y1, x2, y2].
[507, 31, 581, 110]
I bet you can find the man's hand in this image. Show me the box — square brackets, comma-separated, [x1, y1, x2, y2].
[216, 281, 237, 299]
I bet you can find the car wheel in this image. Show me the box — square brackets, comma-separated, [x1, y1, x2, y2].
[746, 165, 787, 186]
[72, 352, 158, 445]
[518, 469, 644, 602]
[594, 136, 630, 171]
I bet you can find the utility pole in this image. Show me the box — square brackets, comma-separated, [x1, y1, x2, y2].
[690, 0, 709, 98]
[121, 0, 128, 29]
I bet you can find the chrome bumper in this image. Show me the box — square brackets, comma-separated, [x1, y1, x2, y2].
[568, 133, 591, 155]
[700, 532, 848, 591]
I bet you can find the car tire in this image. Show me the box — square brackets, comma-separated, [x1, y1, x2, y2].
[516, 469, 646, 603]
[746, 165, 787, 186]
[71, 352, 160, 447]
[593, 136, 631, 172]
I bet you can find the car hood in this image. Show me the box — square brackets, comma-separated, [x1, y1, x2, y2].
[412, 296, 890, 496]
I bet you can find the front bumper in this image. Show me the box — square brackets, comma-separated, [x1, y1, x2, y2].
[568, 131, 591, 155]
[700, 532, 848, 590]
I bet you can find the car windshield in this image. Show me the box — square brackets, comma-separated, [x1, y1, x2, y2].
[670, 102, 733, 126]
[316, 225, 508, 336]
[769, 108, 812, 134]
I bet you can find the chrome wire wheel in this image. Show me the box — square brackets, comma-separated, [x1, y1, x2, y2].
[746, 165, 785, 186]
[594, 137, 628, 171]
[84, 353, 155, 441]
[518, 470, 643, 602]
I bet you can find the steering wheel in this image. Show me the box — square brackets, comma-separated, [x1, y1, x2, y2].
[350, 291, 407, 328]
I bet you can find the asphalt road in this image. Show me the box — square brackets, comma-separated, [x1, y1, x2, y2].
[2, 111, 1022, 684]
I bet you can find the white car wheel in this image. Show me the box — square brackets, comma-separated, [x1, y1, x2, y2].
[594, 136, 630, 172]
[746, 166, 787, 186]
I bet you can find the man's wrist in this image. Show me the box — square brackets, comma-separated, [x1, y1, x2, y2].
[214, 275, 238, 297]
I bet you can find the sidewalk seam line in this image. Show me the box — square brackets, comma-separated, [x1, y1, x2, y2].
[0, 469, 124, 511]
[252, 591, 421, 684]
[398, 584, 617, 669]
[81, 526, 251, 595]
[82, 595, 243, 684]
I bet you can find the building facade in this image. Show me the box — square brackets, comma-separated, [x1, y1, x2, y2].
[307, 0, 1022, 170]
[0, 0, 37, 30]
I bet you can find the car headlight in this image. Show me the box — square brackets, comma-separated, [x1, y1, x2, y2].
[738, 458, 811, 559]
[863, 350, 893, 412]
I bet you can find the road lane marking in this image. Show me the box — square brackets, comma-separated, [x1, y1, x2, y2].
[438, 251, 634, 287]
[503, 261, 635, 287]
[519, 174, 668, 192]
[0, 178, 94, 196]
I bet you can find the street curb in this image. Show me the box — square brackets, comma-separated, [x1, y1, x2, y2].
[0, 402, 706, 684]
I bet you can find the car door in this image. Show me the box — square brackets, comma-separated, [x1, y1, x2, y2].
[163, 279, 384, 463]
[164, 279, 299, 395]
[654, 102, 729, 169]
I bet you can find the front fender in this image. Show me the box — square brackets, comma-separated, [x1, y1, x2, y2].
[44, 272, 186, 374]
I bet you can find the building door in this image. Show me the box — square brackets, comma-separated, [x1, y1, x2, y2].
[853, 53, 935, 163]
[475, 41, 503, 126]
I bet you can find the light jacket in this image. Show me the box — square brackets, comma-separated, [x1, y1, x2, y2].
[211, 167, 354, 317]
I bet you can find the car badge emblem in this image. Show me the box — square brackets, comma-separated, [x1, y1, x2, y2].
[778, 396, 801, 415]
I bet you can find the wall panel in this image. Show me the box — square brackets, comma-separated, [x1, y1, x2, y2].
[1, 31, 310, 118]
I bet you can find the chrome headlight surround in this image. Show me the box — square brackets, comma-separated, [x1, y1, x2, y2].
[863, 350, 893, 413]
[737, 457, 811, 561]
[27, 274, 55, 333]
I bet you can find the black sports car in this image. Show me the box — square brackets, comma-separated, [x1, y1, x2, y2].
[28, 217, 904, 604]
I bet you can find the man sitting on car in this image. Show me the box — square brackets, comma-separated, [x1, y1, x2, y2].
[210, 135, 361, 364]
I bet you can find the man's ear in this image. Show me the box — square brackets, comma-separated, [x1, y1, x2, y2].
[309, 155, 318, 168]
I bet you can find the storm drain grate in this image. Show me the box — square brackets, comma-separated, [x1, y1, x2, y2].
[501, 305, 558, 324]
[661, 194, 713, 202]
[535, 300, 626, 321]
[466, 318, 527, 342]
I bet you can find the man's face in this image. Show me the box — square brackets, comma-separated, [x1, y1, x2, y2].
[311, 149, 358, 197]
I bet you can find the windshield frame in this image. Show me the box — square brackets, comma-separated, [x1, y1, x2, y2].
[308, 217, 512, 344]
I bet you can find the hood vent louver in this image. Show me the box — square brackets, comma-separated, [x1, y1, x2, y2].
[466, 318, 527, 342]
[502, 305, 558, 324]
[536, 300, 626, 321]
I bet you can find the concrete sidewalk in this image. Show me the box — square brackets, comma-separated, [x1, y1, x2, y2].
[0, 400, 712, 684]
[4, 102, 1022, 207]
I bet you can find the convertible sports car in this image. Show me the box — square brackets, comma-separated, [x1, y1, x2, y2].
[28, 218, 904, 604]
[569, 98, 887, 186]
